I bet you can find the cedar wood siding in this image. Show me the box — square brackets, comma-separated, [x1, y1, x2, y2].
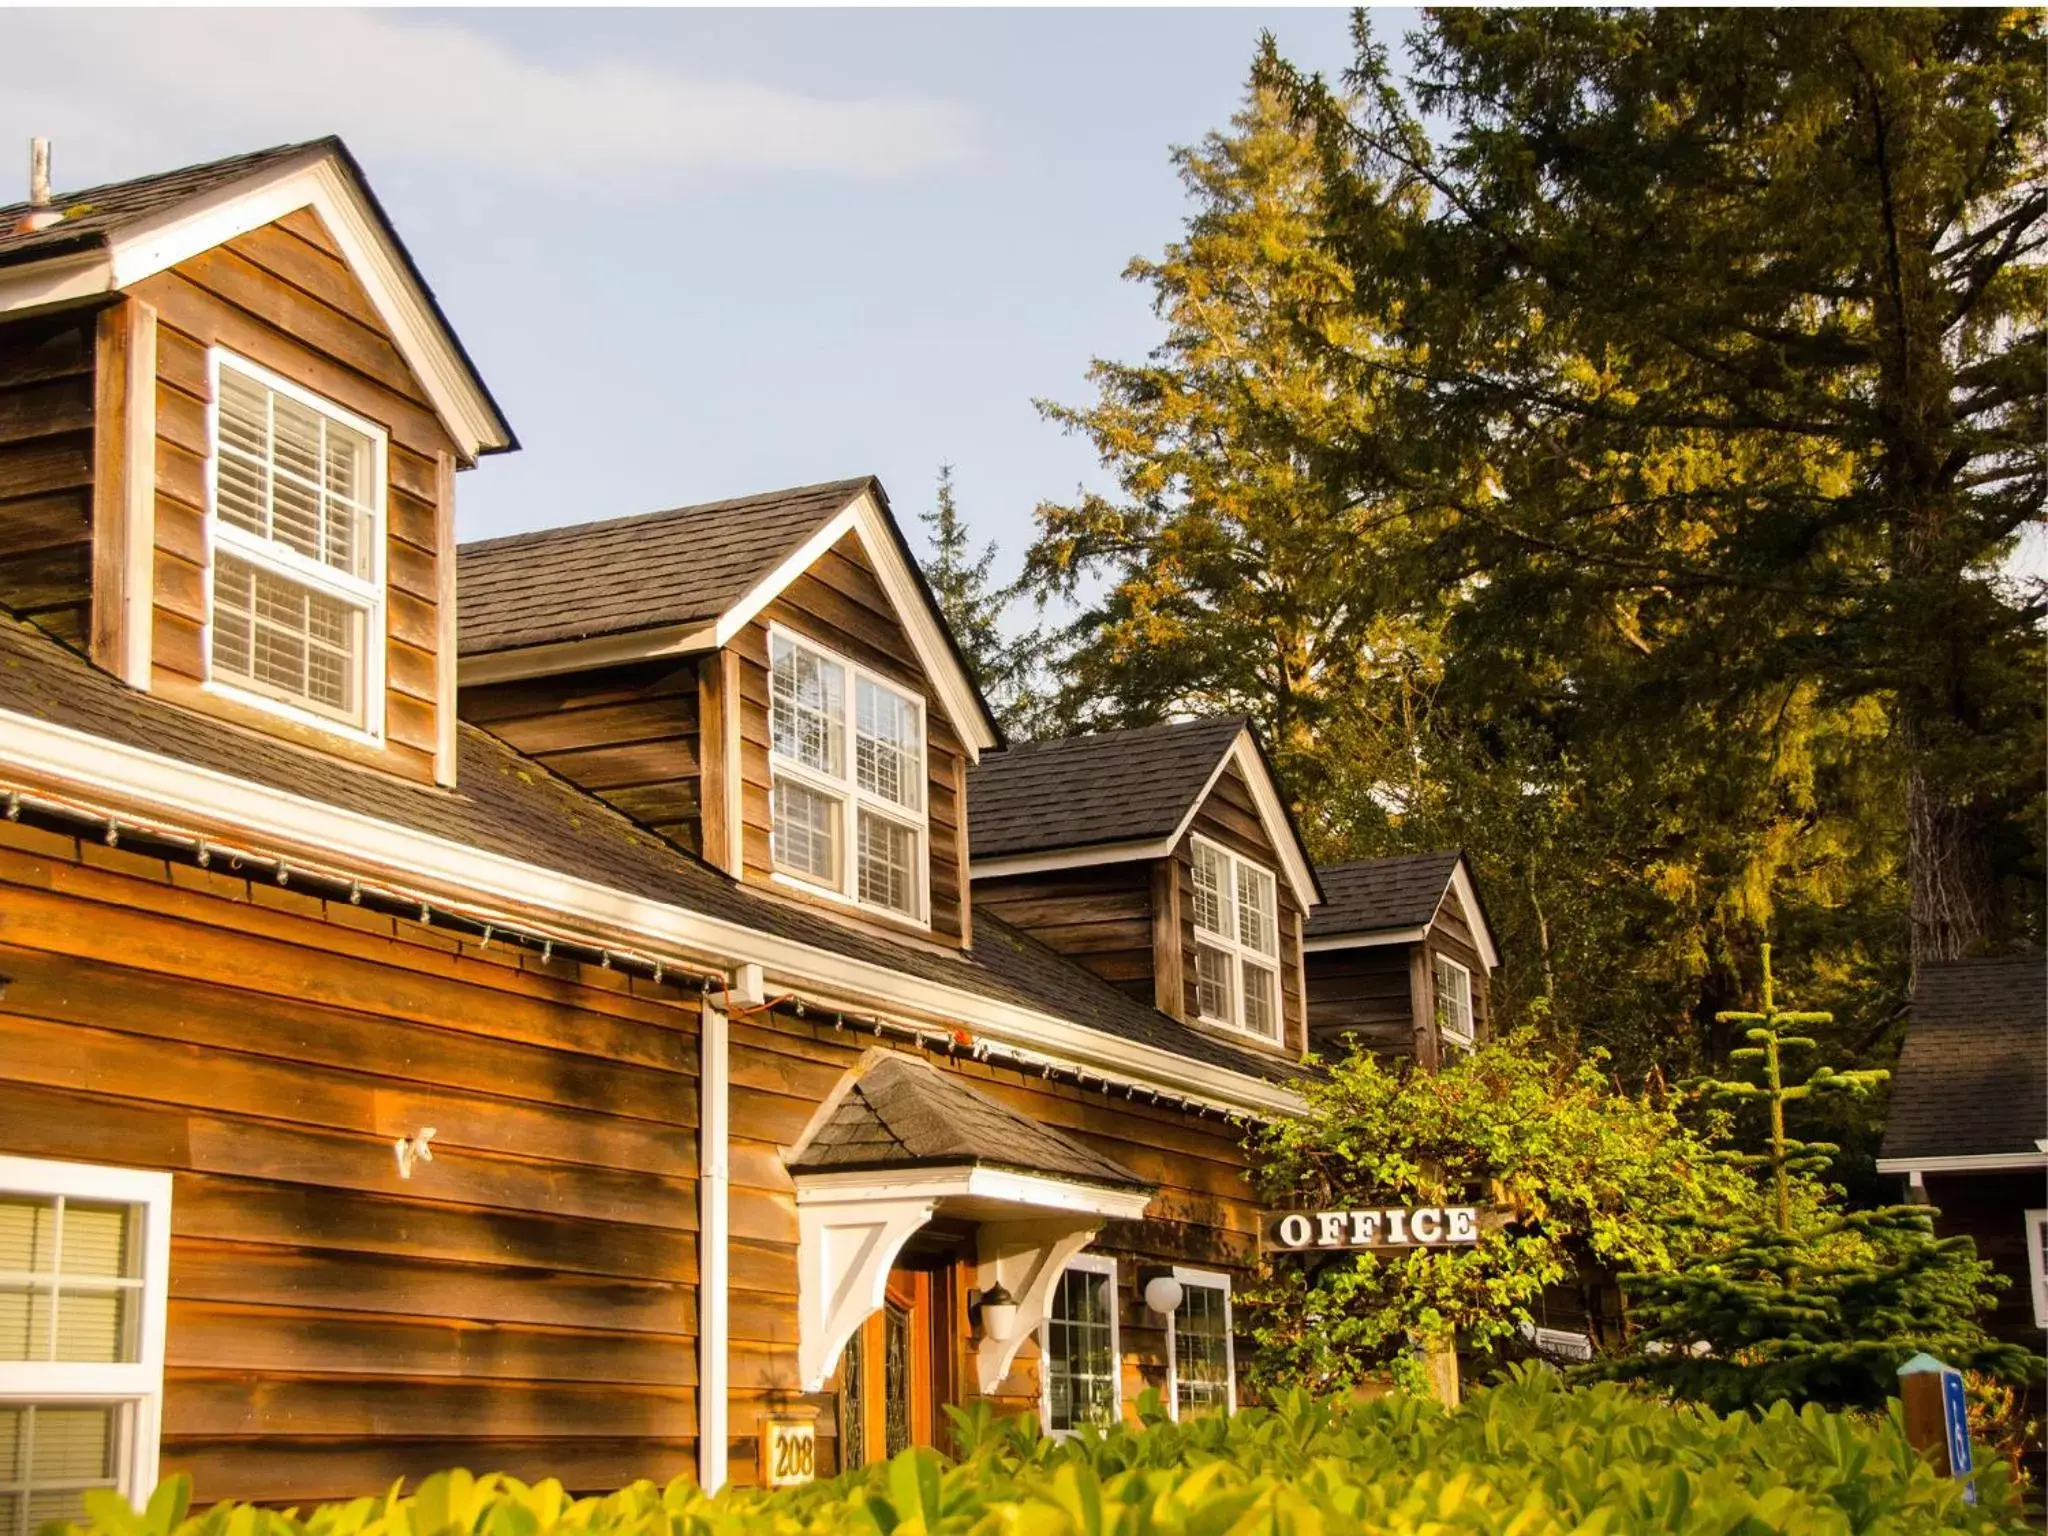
[1305, 884, 1491, 1067]
[129, 207, 457, 783]
[1171, 763, 1306, 1059]
[1921, 1172, 2045, 1351]
[0, 817, 705, 1504]
[0, 307, 97, 646]
[972, 864, 1156, 1005]
[721, 1014, 1262, 1479]
[461, 659, 708, 855]
[731, 530, 970, 947]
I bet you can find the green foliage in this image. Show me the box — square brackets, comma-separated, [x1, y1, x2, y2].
[916, 464, 1047, 738]
[55, 1369, 2028, 1536]
[1240, 1031, 1758, 1393]
[1587, 947, 2037, 1410]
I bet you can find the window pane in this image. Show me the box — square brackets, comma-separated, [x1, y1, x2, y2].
[1241, 962, 1278, 1040]
[0, 1197, 57, 1273]
[855, 679, 922, 811]
[1235, 864, 1277, 956]
[1192, 844, 1229, 937]
[1175, 1283, 1231, 1417]
[216, 364, 374, 580]
[0, 1404, 121, 1536]
[53, 1289, 128, 1363]
[857, 811, 919, 917]
[770, 637, 845, 776]
[0, 1288, 51, 1362]
[1434, 957, 1473, 1041]
[1194, 945, 1234, 1023]
[1045, 1268, 1116, 1433]
[59, 1205, 133, 1280]
[212, 553, 362, 720]
[772, 780, 841, 884]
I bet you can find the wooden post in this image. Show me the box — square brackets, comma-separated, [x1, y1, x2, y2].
[1419, 1343, 1460, 1408]
[1898, 1353, 1975, 1498]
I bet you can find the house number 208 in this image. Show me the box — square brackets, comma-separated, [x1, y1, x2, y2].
[760, 1419, 816, 1486]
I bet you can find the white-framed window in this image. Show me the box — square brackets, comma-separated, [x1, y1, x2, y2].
[2026, 1209, 2047, 1331]
[1040, 1254, 1118, 1435]
[1165, 1267, 1234, 1419]
[205, 349, 387, 742]
[768, 625, 928, 924]
[0, 1158, 171, 1536]
[1190, 836, 1282, 1042]
[1433, 954, 1474, 1048]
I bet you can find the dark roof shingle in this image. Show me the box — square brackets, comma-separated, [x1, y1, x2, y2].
[1881, 957, 2046, 1164]
[1305, 852, 1463, 940]
[967, 717, 1247, 861]
[787, 1050, 1148, 1188]
[0, 140, 333, 265]
[0, 614, 1291, 1086]
[457, 480, 868, 656]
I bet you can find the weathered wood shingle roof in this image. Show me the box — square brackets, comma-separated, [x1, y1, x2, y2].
[1880, 957, 2046, 1164]
[967, 717, 1249, 860]
[787, 1050, 1148, 1189]
[458, 479, 869, 656]
[1304, 852, 1464, 939]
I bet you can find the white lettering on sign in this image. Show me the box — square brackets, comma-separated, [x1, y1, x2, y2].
[1264, 1206, 1488, 1253]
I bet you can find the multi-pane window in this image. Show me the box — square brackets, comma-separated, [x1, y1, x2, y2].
[2026, 1210, 2047, 1331]
[769, 629, 927, 922]
[207, 353, 384, 734]
[1190, 837, 1283, 1042]
[1433, 955, 1475, 1047]
[0, 1159, 169, 1536]
[1168, 1271, 1234, 1419]
[1041, 1257, 1118, 1434]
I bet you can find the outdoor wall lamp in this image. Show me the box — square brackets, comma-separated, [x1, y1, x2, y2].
[1140, 1267, 1184, 1315]
[974, 1284, 1019, 1342]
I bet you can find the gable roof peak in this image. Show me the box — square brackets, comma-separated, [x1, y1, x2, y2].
[0, 134, 514, 461]
[1306, 849, 1499, 969]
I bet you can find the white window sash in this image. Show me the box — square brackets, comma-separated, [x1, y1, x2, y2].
[767, 624, 930, 926]
[2027, 1209, 2047, 1331]
[1038, 1253, 1119, 1436]
[0, 1157, 172, 1505]
[202, 347, 388, 744]
[1189, 835, 1282, 1041]
[1163, 1266, 1235, 1420]
[1434, 955, 1475, 1046]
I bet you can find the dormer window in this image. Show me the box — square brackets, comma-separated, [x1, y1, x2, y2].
[769, 627, 926, 923]
[205, 351, 385, 739]
[1191, 836, 1281, 1042]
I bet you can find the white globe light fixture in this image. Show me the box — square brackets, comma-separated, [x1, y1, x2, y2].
[977, 1283, 1019, 1342]
[1141, 1269, 1184, 1315]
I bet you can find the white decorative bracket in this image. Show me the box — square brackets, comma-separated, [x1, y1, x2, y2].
[973, 1216, 1103, 1394]
[795, 1192, 938, 1391]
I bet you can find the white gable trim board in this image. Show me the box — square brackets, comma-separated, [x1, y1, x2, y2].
[0, 149, 511, 463]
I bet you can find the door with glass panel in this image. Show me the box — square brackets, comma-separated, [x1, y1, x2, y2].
[834, 1259, 958, 1470]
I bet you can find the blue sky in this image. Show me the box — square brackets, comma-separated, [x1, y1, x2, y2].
[4, 7, 1416, 577]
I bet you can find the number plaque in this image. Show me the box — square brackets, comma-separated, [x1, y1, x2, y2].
[759, 1413, 817, 1487]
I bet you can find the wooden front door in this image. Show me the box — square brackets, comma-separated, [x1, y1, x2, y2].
[838, 1257, 962, 1468]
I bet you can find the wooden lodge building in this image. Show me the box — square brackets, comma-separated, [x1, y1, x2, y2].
[0, 139, 1499, 1515]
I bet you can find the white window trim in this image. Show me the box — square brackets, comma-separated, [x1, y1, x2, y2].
[0, 1155, 172, 1507]
[1039, 1253, 1119, 1437]
[2026, 1209, 2047, 1332]
[1164, 1265, 1235, 1420]
[1189, 834, 1283, 1043]
[1434, 953, 1475, 1048]
[201, 346, 389, 747]
[767, 623, 931, 929]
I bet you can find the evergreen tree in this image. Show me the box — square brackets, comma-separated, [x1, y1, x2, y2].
[917, 465, 1045, 738]
[1588, 946, 2034, 1411]
[1291, 8, 2046, 966]
[1022, 67, 1442, 806]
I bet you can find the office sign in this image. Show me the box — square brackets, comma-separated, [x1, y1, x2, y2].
[1262, 1205, 1492, 1253]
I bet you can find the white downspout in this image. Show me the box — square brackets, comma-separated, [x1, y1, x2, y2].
[697, 995, 732, 1491]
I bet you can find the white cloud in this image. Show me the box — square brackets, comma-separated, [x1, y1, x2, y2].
[0, 9, 976, 188]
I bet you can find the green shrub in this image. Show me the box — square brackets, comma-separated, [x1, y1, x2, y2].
[59, 1367, 2023, 1536]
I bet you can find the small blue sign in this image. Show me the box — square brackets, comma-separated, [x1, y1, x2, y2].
[1940, 1366, 1975, 1504]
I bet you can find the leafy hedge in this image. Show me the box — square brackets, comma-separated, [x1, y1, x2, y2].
[65, 1368, 2023, 1536]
